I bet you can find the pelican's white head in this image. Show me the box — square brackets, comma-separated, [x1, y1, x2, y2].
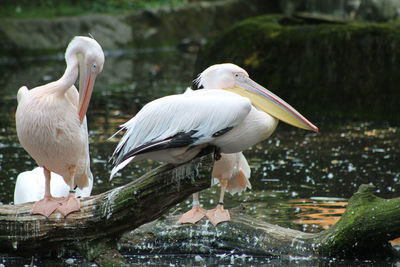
[195, 63, 249, 89]
[195, 63, 319, 132]
[66, 36, 105, 73]
[66, 36, 105, 122]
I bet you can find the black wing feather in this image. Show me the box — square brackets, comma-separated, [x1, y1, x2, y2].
[212, 126, 234, 137]
[114, 130, 199, 166]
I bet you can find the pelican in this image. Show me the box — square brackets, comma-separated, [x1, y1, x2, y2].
[14, 167, 93, 205]
[178, 152, 251, 226]
[110, 63, 318, 179]
[15, 36, 104, 217]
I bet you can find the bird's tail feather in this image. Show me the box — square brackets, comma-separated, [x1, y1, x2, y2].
[110, 156, 134, 180]
[108, 126, 125, 141]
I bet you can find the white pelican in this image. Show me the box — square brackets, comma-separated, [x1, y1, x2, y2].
[15, 36, 104, 217]
[178, 152, 251, 226]
[110, 63, 318, 178]
[14, 167, 93, 205]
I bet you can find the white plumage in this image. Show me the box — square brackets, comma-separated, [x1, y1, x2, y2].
[111, 89, 256, 173]
[211, 152, 251, 195]
[17, 86, 91, 188]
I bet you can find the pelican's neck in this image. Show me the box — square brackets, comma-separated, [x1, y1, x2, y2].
[54, 48, 81, 95]
[58, 54, 79, 93]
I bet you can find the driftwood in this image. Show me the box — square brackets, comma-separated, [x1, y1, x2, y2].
[0, 151, 214, 266]
[1, 146, 400, 265]
[121, 184, 400, 260]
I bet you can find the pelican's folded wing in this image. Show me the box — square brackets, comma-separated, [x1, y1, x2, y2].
[110, 89, 252, 167]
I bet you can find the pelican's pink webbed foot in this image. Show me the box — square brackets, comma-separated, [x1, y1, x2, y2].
[206, 204, 231, 226]
[32, 196, 62, 217]
[178, 205, 207, 224]
[57, 193, 80, 217]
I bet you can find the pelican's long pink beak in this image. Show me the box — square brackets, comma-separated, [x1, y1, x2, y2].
[78, 70, 97, 123]
[224, 76, 319, 132]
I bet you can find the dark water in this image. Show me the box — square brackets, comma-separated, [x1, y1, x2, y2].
[0, 48, 399, 266]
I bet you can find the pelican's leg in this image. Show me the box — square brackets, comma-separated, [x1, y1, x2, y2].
[178, 192, 206, 224]
[206, 179, 230, 226]
[32, 167, 61, 217]
[57, 165, 80, 217]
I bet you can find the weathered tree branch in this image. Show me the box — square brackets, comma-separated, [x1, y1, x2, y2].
[119, 184, 400, 260]
[0, 151, 214, 259]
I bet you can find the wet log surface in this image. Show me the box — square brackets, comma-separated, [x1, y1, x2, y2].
[0, 151, 214, 259]
[120, 184, 400, 260]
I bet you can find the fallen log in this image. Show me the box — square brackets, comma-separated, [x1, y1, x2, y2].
[120, 184, 400, 260]
[0, 150, 214, 265]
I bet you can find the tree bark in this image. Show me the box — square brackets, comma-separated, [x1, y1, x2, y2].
[119, 184, 400, 260]
[0, 150, 214, 261]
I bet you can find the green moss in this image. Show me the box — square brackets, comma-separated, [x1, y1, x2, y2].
[315, 185, 400, 258]
[196, 15, 400, 121]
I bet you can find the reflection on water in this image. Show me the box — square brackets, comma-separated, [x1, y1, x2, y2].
[290, 198, 347, 232]
[0, 48, 400, 265]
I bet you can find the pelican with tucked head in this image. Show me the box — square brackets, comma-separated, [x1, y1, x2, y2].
[15, 36, 104, 217]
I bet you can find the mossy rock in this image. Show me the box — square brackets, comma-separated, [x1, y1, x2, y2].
[195, 15, 400, 121]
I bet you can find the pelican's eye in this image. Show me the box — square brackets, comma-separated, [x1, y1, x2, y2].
[91, 63, 97, 72]
[234, 73, 245, 80]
